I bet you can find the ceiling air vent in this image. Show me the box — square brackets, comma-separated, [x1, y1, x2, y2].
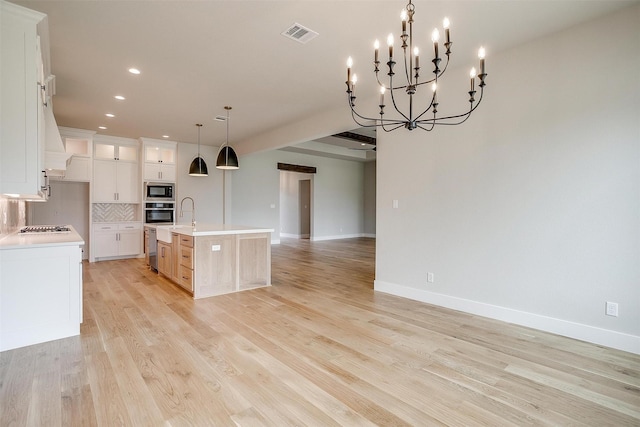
[281, 23, 319, 44]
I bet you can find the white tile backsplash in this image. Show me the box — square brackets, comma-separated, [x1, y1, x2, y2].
[92, 203, 137, 222]
[0, 197, 26, 235]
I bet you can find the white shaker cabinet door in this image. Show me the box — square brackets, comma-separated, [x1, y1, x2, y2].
[93, 159, 118, 202]
[115, 161, 139, 203]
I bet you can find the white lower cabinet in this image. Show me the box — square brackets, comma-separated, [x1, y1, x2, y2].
[92, 222, 142, 259]
[1, 244, 83, 351]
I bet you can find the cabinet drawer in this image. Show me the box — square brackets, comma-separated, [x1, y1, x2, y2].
[179, 235, 193, 247]
[179, 265, 193, 292]
[119, 223, 142, 231]
[94, 223, 118, 232]
[180, 246, 193, 268]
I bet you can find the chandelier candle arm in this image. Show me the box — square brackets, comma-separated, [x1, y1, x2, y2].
[344, 0, 487, 131]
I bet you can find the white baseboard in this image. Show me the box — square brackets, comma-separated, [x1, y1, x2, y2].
[311, 233, 374, 242]
[271, 239, 281, 245]
[280, 233, 300, 238]
[374, 280, 640, 355]
[281, 233, 376, 242]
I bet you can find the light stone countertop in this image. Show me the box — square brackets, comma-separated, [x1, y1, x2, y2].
[0, 225, 84, 250]
[156, 224, 274, 237]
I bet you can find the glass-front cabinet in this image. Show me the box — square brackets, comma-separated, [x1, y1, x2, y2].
[140, 138, 177, 182]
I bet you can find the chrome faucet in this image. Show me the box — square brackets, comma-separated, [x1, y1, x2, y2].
[180, 196, 196, 227]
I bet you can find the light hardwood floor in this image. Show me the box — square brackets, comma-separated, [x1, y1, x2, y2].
[1, 237, 639, 426]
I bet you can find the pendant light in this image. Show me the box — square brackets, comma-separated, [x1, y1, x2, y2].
[189, 123, 208, 176]
[216, 106, 239, 170]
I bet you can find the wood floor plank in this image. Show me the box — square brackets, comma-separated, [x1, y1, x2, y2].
[103, 337, 166, 425]
[1, 237, 639, 425]
[84, 350, 133, 426]
[0, 346, 36, 426]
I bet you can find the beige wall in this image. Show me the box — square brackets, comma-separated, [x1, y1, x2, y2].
[375, 4, 640, 354]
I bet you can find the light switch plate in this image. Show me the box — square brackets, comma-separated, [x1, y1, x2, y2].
[605, 301, 618, 317]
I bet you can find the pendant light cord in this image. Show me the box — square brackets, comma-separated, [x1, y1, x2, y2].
[224, 106, 232, 148]
[196, 123, 203, 155]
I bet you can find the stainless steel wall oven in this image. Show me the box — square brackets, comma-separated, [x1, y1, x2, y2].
[144, 202, 175, 224]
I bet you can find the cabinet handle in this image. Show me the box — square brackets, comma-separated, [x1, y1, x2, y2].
[40, 84, 48, 107]
[40, 171, 51, 197]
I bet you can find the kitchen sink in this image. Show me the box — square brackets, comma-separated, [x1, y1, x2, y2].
[156, 225, 193, 243]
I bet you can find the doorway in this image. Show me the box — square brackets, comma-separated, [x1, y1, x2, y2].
[299, 179, 311, 239]
[279, 171, 313, 239]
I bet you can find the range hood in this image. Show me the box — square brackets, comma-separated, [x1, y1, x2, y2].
[43, 95, 70, 174]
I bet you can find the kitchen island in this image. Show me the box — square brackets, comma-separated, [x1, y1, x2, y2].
[0, 226, 84, 351]
[156, 224, 273, 299]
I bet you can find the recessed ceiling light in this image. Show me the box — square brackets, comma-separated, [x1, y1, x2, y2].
[128, 68, 140, 75]
[105, 113, 115, 118]
[98, 126, 107, 130]
[162, 135, 169, 138]
[114, 95, 125, 100]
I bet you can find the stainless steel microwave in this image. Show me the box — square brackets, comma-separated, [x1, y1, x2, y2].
[144, 182, 175, 201]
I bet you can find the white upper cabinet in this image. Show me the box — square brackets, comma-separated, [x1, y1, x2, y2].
[52, 127, 95, 182]
[0, 2, 47, 199]
[94, 140, 138, 162]
[93, 136, 140, 203]
[140, 138, 177, 182]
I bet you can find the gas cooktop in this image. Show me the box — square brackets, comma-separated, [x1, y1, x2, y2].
[20, 225, 71, 234]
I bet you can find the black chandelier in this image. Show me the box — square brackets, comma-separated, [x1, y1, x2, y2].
[345, 0, 487, 132]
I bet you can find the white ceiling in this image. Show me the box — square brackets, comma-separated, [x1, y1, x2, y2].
[13, 0, 636, 154]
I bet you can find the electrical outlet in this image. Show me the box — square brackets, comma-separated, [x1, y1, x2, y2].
[605, 302, 619, 317]
[427, 272, 434, 283]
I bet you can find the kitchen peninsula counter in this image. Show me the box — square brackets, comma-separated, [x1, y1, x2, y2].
[156, 224, 273, 299]
[0, 226, 84, 249]
[0, 226, 84, 351]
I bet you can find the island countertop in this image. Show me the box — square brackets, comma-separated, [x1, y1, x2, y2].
[157, 224, 274, 238]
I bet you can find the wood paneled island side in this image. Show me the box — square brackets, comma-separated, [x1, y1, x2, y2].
[156, 224, 273, 299]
